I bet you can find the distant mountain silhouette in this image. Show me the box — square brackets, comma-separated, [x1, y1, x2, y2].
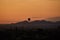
[46, 17, 60, 22]
[14, 20, 60, 30]
[0, 20, 60, 30]
[0, 20, 60, 40]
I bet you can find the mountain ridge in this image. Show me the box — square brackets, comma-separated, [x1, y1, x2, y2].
[45, 17, 60, 22]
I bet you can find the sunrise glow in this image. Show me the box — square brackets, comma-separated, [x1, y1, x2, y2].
[0, 0, 60, 24]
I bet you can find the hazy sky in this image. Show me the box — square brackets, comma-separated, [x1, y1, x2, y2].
[0, 0, 60, 24]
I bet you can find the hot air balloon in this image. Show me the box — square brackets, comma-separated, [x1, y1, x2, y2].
[28, 18, 31, 22]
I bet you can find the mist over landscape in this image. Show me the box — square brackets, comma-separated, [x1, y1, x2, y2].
[0, 0, 60, 40]
[45, 17, 60, 22]
[0, 17, 60, 40]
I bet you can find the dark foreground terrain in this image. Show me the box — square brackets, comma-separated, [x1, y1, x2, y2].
[0, 20, 60, 40]
[0, 27, 60, 40]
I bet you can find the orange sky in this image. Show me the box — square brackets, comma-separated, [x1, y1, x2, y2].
[0, 0, 60, 24]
